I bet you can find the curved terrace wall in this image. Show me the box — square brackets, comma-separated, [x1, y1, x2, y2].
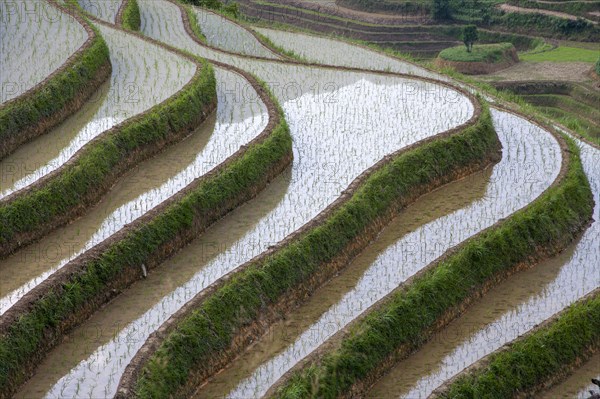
[270, 109, 594, 398]
[116, 0, 141, 30]
[2, 3, 594, 399]
[114, 88, 501, 398]
[434, 47, 520, 75]
[110, 6, 588, 394]
[0, 14, 219, 258]
[0, 39, 293, 399]
[431, 288, 600, 398]
[127, 10, 596, 398]
[0, 0, 112, 160]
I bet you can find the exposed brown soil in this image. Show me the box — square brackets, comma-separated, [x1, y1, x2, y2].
[482, 61, 595, 82]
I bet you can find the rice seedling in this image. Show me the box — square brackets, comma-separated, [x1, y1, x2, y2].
[192, 7, 280, 59]
[0, 67, 267, 314]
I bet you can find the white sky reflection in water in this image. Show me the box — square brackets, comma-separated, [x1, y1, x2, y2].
[78, 0, 123, 23]
[398, 141, 599, 399]
[31, 2, 589, 398]
[0, 23, 195, 199]
[0, 0, 87, 103]
[45, 4, 474, 393]
[0, 67, 267, 314]
[225, 109, 562, 398]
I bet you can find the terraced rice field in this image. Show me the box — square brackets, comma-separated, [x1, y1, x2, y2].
[0, 21, 196, 198]
[190, 8, 280, 58]
[0, 0, 87, 103]
[1, 0, 598, 398]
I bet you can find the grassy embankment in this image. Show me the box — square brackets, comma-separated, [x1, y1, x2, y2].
[489, 80, 600, 145]
[120, 0, 141, 31]
[0, 61, 217, 257]
[273, 129, 593, 397]
[435, 290, 600, 398]
[520, 45, 599, 62]
[0, 77, 292, 398]
[128, 100, 502, 398]
[228, 10, 599, 146]
[439, 43, 515, 63]
[0, 9, 111, 159]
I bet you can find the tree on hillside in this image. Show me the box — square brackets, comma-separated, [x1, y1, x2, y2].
[432, 0, 452, 20]
[463, 25, 478, 52]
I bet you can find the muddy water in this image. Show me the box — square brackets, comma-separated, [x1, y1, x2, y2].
[0, 22, 196, 199]
[0, 80, 108, 192]
[30, 1, 478, 397]
[78, 0, 123, 23]
[367, 141, 600, 399]
[14, 168, 292, 399]
[222, 109, 562, 398]
[0, 67, 268, 313]
[192, 7, 280, 59]
[194, 168, 494, 399]
[0, 0, 87, 104]
[541, 353, 600, 399]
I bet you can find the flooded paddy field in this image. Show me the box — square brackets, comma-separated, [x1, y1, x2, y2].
[0, 0, 87, 104]
[0, 22, 196, 198]
[2, 0, 598, 397]
[195, 108, 563, 398]
[0, 65, 267, 313]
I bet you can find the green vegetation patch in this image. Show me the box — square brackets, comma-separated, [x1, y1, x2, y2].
[520, 46, 599, 62]
[491, 11, 599, 41]
[0, 80, 291, 398]
[523, 94, 600, 123]
[439, 43, 515, 63]
[131, 103, 501, 399]
[507, 0, 600, 18]
[274, 132, 593, 398]
[184, 3, 208, 42]
[439, 291, 600, 398]
[0, 22, 110, 159]
[0, 59, 216, 256]
[121, 0, 141, 31]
